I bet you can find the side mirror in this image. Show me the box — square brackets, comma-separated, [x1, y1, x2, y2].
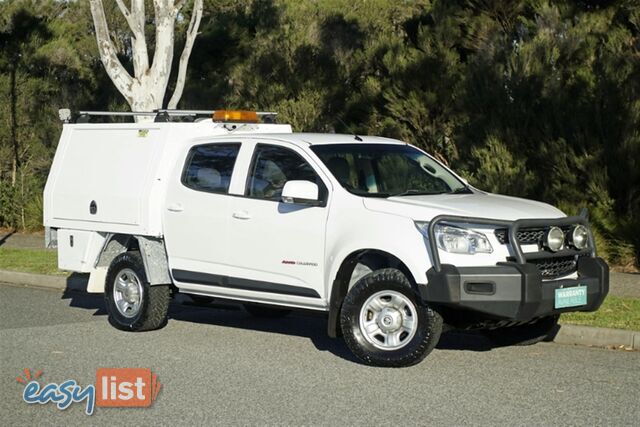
[281, 180, 320, 205]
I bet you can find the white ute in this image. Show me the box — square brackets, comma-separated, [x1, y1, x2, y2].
[44, 109, 609, 367]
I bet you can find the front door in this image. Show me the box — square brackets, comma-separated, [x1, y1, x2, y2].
[224, 142, 330, 303]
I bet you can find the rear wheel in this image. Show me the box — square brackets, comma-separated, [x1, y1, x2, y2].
[105, 252, 171, 331]
[340, 268, 443, 367]
[485, 315, 560, 347]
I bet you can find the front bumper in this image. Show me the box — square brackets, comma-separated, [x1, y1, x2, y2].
[421, 256, 609, 321]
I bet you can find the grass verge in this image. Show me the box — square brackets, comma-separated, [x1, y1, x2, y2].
[0, 247, 66, 276]
[561, 296, 640, 331]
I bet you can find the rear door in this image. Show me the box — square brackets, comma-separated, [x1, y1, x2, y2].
[163, 142, 240, 277]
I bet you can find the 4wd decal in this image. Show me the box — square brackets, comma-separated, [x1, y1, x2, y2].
[281, 260, 318, 267]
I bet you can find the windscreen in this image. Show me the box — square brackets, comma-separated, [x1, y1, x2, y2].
[310, 143, 469, 197]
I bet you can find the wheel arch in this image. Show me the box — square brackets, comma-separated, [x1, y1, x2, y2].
[95, 234, 171, 288]
[327, 248, 420, 338]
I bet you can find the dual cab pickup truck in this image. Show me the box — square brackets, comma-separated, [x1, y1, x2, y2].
[43, 109, 608, 367]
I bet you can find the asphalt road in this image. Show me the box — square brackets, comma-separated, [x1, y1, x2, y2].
[1, 284, 638, 426]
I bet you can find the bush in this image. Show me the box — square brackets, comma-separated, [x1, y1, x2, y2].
[467, 135, 536, 196]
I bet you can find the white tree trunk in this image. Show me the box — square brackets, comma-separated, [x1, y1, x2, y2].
[168, 0, 203, 109]
[89, 0, 203, 120]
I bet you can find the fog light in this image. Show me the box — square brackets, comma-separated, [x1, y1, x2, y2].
[570, 225, 589, 249]
[545, 226, 565, 252]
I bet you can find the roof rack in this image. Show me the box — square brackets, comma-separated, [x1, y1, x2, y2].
[58, 109, 278, 124]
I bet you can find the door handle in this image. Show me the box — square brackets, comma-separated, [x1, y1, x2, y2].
[167, 203, 184, 212]
[232, 210, 251, 220]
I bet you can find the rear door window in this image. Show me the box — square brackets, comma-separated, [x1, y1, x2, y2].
[182, 143, 240, 194]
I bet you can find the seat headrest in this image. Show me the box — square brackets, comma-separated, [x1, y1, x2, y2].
[196, 168, 221, 190]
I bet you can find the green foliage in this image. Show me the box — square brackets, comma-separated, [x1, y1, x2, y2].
[0, 0, 105, 231]
[561, 296, 640, 331]
[0, 0, 639, 267]
[467, 135, 536, 195]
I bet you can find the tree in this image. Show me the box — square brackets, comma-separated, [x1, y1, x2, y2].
[0, 0, 638, 267]
[89, 0, 203, 113]
[0, 0, 99, 230]
[0, 7, 50, 187]
[468, 135, 536, 196]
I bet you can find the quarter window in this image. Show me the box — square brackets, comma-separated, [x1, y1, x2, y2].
[182, 143, 240, 193]
[246, 144, 325, 201]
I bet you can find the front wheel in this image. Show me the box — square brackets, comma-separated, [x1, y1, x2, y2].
[340, 268, 443, 367]
[105, 252, 171, 332]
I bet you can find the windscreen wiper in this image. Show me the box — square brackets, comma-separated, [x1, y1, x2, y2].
[388, 189, 447, 197]
[449, 186, 473, 194]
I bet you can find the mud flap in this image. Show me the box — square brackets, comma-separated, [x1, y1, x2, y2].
[87, 266, 108, 293]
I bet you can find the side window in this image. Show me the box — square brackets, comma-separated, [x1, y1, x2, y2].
[182, 143, 240, 194]
[246, 144, 325, 201]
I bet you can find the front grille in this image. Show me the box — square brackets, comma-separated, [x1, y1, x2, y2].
[531, 256, 577, 279]
[496, 225, 580, 279]
[494, 226, 571, 245]
[495, 228, 545, 244]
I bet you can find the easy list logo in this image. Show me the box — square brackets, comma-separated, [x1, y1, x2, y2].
[17, 368, 161, 415]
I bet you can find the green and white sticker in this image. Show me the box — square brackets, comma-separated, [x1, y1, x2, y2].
[555, 285, 587, 309]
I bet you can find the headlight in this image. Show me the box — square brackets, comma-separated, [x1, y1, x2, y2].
[544, 226, 565, 252]
[569, 225, 589, 249]
[415, 222, 493, 254]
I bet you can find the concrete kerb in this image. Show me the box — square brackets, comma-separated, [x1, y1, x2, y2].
[0, 269, 87, 292]
[0, 269, 637, 350]
[553, 324, 639, 350]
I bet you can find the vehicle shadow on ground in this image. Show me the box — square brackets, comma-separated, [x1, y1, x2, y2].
[61, 290, 498, 363]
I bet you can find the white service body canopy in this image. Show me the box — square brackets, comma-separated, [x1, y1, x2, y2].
[43, 120, 292, 237]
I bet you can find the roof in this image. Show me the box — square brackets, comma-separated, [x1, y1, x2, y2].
[227, 132, 406, 147]
[60, 111, 406, 147]
[65, 118, 407, 149]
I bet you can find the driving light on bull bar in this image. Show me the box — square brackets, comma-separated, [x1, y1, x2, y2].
[569, 225, 589, 250]
[545, 226, 565, 252]
[415, 222, 493, 254]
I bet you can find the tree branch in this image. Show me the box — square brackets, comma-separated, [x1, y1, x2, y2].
[128, 0, 149, 76]
[148, 0, 177, 106]
[175, 0, 188, 12]
[131, 0, 146, 32]
[89, 0, 134, 103]
[115, 0, 136, 31]
[168, 0, 203, 109]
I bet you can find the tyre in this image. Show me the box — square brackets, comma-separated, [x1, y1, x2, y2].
[243, 304, 291, 318]
[340, 268, 443, 367]
[485, 315, 560, 347]
[105, 251, 171, 332]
